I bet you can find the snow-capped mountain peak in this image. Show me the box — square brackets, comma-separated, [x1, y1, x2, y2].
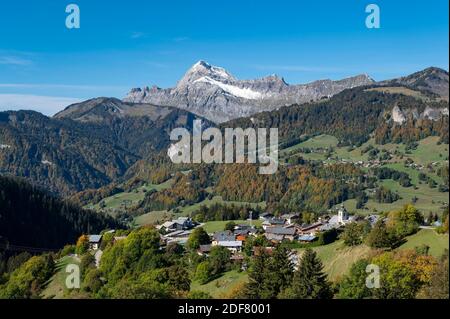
[177, 60, 236, 88]
[124, 60, 375, 123]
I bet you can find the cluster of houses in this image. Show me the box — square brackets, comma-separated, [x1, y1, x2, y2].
[151, 205, 365, 255]
[259, 205, 357, 242]
[156, 217, 198, 245]
[84, 206, 381, 269]
[199, 224, 258, 257]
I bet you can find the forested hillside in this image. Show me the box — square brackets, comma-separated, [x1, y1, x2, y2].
[0, 102, 208, 195]
[224, 86, 449, 146]
[0, 175, 121, 250]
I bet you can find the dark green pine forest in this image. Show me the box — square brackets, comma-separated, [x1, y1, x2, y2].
[0, 175, 120, 250]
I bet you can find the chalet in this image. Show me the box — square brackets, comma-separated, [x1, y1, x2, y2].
[212, 231, 235, 245]
[88, 235, 102, 250]
[216, 241, 243, 253]
[264, 227, 296, 241]
[163, 229, 192, 245]
[233, 229, 250, 237]
[296, 222, 323, 235]
[233, 226, 257, 238]
[262, 218, 286, 230]
[158, 217, 196, 233]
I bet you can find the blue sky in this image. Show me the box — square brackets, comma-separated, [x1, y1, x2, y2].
[0, 0, 448, 115]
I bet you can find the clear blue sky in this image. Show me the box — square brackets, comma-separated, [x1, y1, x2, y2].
[0, 0, 448, 115]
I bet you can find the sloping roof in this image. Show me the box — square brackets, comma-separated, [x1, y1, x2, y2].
[165, 230, 191, 238]
[328, 215, 340, 225]
[298, 234, 316, 242]
[88, 235, 102, 243]
[174, 217, 189, 225]
[161, 221, 176, 229]
[234, 229, 250, 236]
[319, 223, 339, 231]
[265, 233, 285, 241]
[268, 218, 286, 225]
[213, 231, 235, 242]
[300, 222, 323, 231]
[265, 227, 296, 235]
[217, 241, 243, 247]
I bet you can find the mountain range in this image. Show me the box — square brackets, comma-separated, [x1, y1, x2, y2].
[0, 65, 448, 195]
[123, 60, 375, 123]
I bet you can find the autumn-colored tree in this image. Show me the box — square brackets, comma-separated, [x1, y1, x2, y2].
[417, 250, 449, 299]
[76, 234, 90, 255]
[371, 252, 421, 299]
[394, 250, 437, 283]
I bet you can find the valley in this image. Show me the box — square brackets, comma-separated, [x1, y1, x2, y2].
[1, 65, 448, 301]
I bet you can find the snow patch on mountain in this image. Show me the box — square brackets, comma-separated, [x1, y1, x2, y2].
[194, 76, 264, 100]
[123, 60, 375, 123]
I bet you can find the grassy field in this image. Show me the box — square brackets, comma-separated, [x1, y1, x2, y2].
[408, 136, 449, 165]
[296, 241, 375, 282]
[294, 228, 449, 282]
[365, 87, 431, 101]
[281, 135, 448, 165]
[179, 196, 266, 216]
[88, 179, 174, 212]
[191, 270, 248, 298]
[134, 210, 174, 226]
[133, 196, 266, 227]
[41, 256, 80, 299]
[338, 178, 448, 216]
[398, 229, 449, 258]
[279, 134, 449, 216]
[280, 134, 338, 155]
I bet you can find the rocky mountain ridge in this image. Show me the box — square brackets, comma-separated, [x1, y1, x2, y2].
[124, 60, 375, 123]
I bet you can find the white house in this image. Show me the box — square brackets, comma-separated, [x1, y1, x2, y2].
[88, 235, 102, 250]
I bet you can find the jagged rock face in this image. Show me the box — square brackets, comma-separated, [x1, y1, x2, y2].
[124, 60, 375, 123]
[391, 105, 449, 124]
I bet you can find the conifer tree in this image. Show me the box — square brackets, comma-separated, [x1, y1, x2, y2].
[243, 250, 268, 299]
[281, 248, 332, 299]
